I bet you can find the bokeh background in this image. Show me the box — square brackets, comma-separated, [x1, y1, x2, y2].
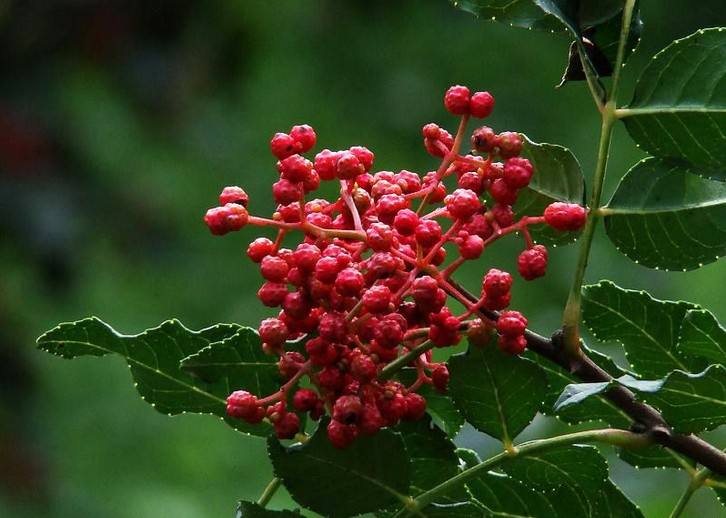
[1, 1, 725, 516]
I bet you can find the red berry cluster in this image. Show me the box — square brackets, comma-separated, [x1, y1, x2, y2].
[205, 86, 587, 447]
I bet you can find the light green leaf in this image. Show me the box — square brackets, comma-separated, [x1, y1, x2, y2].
[517, 135, 586, 245]
[36, 318, 271, 435]
[268, 423, 410, 518]
[448, 342, 546, 443]
[235, 502, 301, 518]
[526, 347, 631, 427]
[622, 28, 726, 179]
[554, 381, 611, 411]
[678, 309, 726, 364]
[180, 328, 280, 399]
[582, 281, 706, 377]
[618, 366, 726, 434]
[603, 158, 726, 271]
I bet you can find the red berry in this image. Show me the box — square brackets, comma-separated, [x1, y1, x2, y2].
[544, 202, 587, 231]
[458, 234, 484, 259]
[282, 291, 310, 320]
[415, 220, 442, 247]
[272, 178, 302, 205]
[259, 318, 289, 346]
[458, 171, 483, 194]
[359, 404, 385, 435]
[333, 395, 363, 425]
[489, 178, 518, 205]
[496, 132, 523, 158]
[278, 351, 305, 379]
[362, 285, 392, 313]
[279, 154, 313, 183]
[402, 393, 426, 420]
[257, 282, 288, 307]
[293, 243, 322, 272]
[260, 255, 289, 282]
[498, 334, 527, 355]
[314, 149, 340, 181]
[350, 353, 377, 381]
[375, 194, 408, 224]
[204, 204, 249, 235]
[335, 267, 365, 296]
[393, 209, 419, 235]
[219, 186, 249, 207]
[366, 222, 394, 251]
[412, 276, 438, 305]
[517, 245, 548, 280]
[431, 364, 450, 393]
[289, 124, 317, 153]
[374, 314, 406, 349]
[315, 256, 342, 283]
[275, 412, 300, 439]
[226, 390, 260, 421]
[471, 126, 497, 153]
[503, 157, 533, 189]
[496, 310, 528, 337]
[444, 85, 471, 115]
[270, 132, 297, 160]
[336, 151, 365, 180]
[293, 389, 319, 412]
[422, 123, 441, 139]
[328, 419, 358, 449]
[483, 268, 512, 297]
[469, 91, 495, 119]
[350, 146, 374, 171]
[319, 311, 347, 342]
[491, 203, 514, 227]
[445, 188, 481, 220]
[247, 238, 275, 263]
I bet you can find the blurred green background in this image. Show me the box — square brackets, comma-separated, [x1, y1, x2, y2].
[1, 1, 724, 516]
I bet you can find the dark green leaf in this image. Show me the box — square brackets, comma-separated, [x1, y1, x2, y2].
[448, 342, 546, 443]
[395, 418, 466, 504]
[467, 471, 557, 517]
[622, 28, 726, 179]
[399, 369, 464, 437]
[419, 502, 487, 517]
[618, 366, 726, 433]
[618, 446, 694, 470]
[36, 318, 271, 435]
[181, 328, 280, 398]
[714, 485, 726, 508]
[268, 423, 410, 518]
[558, 4, 643, 85]
[678, 309, 726, 364]
[235, 502, 301, 518]
[603, 158, 726, 271]
[501, 445, 642, 517]
[527, 347, 631, 427]
[517, 135, 586, 245]
[582, 281, 706, 377]
[456, 448, 481, 469]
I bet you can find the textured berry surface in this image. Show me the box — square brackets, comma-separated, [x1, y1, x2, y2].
[202, 86, 583, 447]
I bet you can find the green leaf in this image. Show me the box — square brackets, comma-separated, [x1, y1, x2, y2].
[268, 423, 410, 518]
[526, 347, 631, 427]
[618, 366, 726, 434]
[36, 318, 271, 435]
[501, 445, 642, 517]
[467, 471, 557, 517]
[418, 502, 487, 517]
[554, 381, 611, 411]
[714, 485, 726, 508]
[622, 28, 726, 179]
[180, 328, 280, 399]
[558, 3, 643, 85]
[448, 342, 546, 443]
[235, 502, 301, 518]
[455, 448, 481, 469]
[517, 135, 585, 245]
[618, 446, 694, 470]
[678, 309, 726, 364]
[399, 369, 464, 437]
[395, 418, 466, 504]
[582, 281, 706, 377]
[451, 1, 625, 34]
[603, 158, 726, 271]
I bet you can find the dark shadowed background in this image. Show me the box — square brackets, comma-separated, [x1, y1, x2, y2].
[1, 1, 724, 516]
